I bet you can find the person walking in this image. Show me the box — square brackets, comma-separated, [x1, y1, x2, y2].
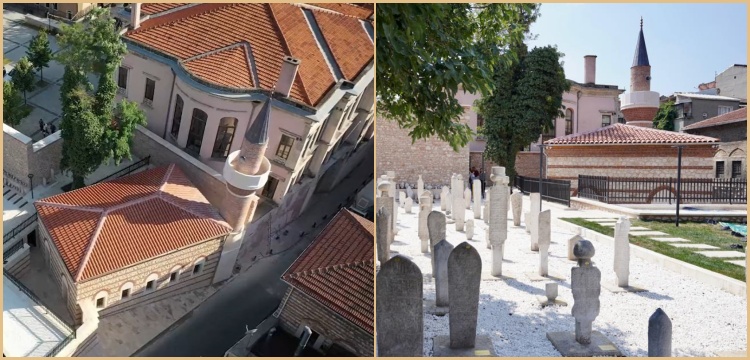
[42, 123, 49, 137]
[39, 119, 45, 133]
[49, 122, 57, 134]
[479, 168, 486, 199]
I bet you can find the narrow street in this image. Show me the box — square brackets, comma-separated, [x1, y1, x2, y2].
[133, 147, 374, 356]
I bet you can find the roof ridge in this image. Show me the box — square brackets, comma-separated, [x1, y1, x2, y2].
[130, 3, 235, 35]
[159, 164, 175, 192]
[34, 201, 104, 213]
[105, 193, 160, 214]
[292, 3, 364, 21]
[158, 191, 233, 231]
[74, 212, 107, 281]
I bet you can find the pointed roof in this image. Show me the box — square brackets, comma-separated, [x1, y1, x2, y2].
[545, 123, 719, 145]
[35, 165, 232, 282]
[245, 97, 271, 145]
[632, 18, 650, 67]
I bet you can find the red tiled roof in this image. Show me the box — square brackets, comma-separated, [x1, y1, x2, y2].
[682, 107, 747, 131]
[140, 3, 188, 15]
[309, 3, 373, 19]
[183, 44, 255, 89]
[545, 123, 719, 145]
[124, 3, 373, 107]
[35, 165, 232, 282]
[281, 209, 374, 334]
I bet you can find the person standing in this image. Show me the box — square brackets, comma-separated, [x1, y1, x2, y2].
[39, 119, 45, 133]
[479, 168, 486, 199]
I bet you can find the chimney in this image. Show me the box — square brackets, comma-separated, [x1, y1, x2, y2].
[584, 55, 597, 84]
[131, 3, 141, 30]
[276, 56, 300, 98]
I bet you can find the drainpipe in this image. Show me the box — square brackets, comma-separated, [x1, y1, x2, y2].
[576, 90, 582, 133]
[162, 69, 177, 139]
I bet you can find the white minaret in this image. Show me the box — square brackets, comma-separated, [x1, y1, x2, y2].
[213, 96, 272, 283]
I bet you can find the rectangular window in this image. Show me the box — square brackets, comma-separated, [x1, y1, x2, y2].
[146, 280, 155, 291]
[52, 4, 57, 10]
[716, 161, 725, 178]
[731, 161, 742, 178]
[144, 78, 156, 102]
[601, 115, 612, 127]
[96, 297, 105, 308]
[169, 271, 178, 283]
[718, 106, 733, 115]
[262, 176, 280, 198]
[276, 134, 294, 160]
[66, 10, 72, 20]
[476, 113, 484, 128]
[117, 67, 128, 90]
[193, 263, 203, 275]
[121, 288, 130, 299]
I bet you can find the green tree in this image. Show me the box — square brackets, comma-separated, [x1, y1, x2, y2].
[476, 42, 569, 183]
[377, 3, 540, 150]
[56, 7, 143, 190]
[11, 57, 36, 104]
[653, 100, 676, 131]
[27, 29, 54, 83]
[3, 81, 26, 126]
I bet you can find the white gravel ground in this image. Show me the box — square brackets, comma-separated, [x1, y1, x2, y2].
[384, 194, 747, 357]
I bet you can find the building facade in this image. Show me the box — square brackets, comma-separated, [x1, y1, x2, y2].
[683, 107, 747, 179]
[116, 3, 374, 204]
[715, 64, 747, 101]
[672, 92, 743, 132]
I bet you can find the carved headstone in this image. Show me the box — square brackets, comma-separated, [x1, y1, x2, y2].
[571, 240, 601, 345]
[453, 176, 465, 231]
[489, 167, 510, 276]
[417, 175, 424, 203]
[376, 207, 391, 264]
[538, 210, 551, 276]
[568, 228, 583, 261]
[404, 197, 413, 214]
[441, 186, 450, 211]
[428, 211, 447, 276]
[648, 308, 672, 357]
[472, 179, 482, 219]
[399, 191, 406, 208]
[419, 195, 432, 253]
[434, 240, 454, 308]
[529, 193, 541, 251]
[483, 193, 490, 225]
[510, 192, 523, 226]
[448, 242, 482, 349]
[377, 181, 395, 246]
[376, 256, 423, 356]
[613, 216, 631, 287]
[466, 219, 474, 240]
[464, 187, 472, 210]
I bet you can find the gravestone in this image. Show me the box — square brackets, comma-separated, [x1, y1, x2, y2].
[376, 256, 423, 357]
[464, 188, 472, 210]
[449, 174, 457, 215]
[488, 167, 510, 276]
[466, 219, 474, 240]
[404, 197, 413, 213]
[422, 190, 434, 209]
[613, 216, 631, 287]
[547, 240, 622, 357]
[399, 191, 406, 208]
[510, 192, 523, 226]
[376, 206, 391, 264]
[525, 212, 531, 234]
[537, 282, 568, 307]
[448, 242, 482, 349]
[441, 186, 450, 211]
[434, 240, 454, 308]
[417, 175, 425, 203]
[483, 193, 490, 225]
[387, 173, 399, 236]
[428, 211, 447, 276]
[406, 185, 414, 200]
[377, 181, 395, 246]
[648, 308, 672, 357]
[485, 228, 491, 250]
[529, 193, 541, 251]
[419, 194, 432, 253]
[453, 176, 465, 231]
[473, 179, 482, 219]
[538, 210, 551, 276]
[568, 228, 583, 261]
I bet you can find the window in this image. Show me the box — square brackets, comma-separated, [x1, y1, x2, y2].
[169, 265, 182, 284]
[52, 4, 57, 10]
[96, 297, 105, 308]
[276, 134, 294, 160]
[186, 109, 208, 154]
[476, 113, 484, 129]
[144, 78, 156, 103]
[121, 288, 130, 299]
[212, 117, 238, 159]
[66, 10, 72, 20]
[262, 176, 280, 198]
[145, 273, 159, 292]
[718, 106, 733, 115]
[120, 282, 133, 300]
[731, 161, 742, 178]
[192, 258, 205, 275]
[170, 95, 184, 139]
[117, 67, 128, 90]
[618, 117, 626, 124]
[146, 280, 155, 291]
[565, 109, 574, 135]
[716, 161, 725, 178]
[601, 115, 612, 127]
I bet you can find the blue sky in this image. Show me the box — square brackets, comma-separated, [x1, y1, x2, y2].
[527, 3, 747, 95]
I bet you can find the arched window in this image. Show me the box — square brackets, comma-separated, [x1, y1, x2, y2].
[212, 117, 238, 159]
[120, 282, 134, 300]
[168, 265, 182, 285]
[144, 273, 159, 293]
[186, 109, 208, 155]
[565, 109, 574, 135]
[170, 95, 184, 139]
[94, 290, 108, 309]
[191, 257, 206, 276]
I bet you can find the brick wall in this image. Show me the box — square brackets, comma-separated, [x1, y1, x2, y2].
[547, 144, 715, 191]
[3, 127, 65, 189]
[38, 224, 80, 322]
[376, 117, 469, 186]
[3, 127, 31, 189]
[622, 107, 658, 123]
[277, 288, 373, 357]
[685, 121, 747, 143]
[516, 152, 541, 178]
[30, 136, 64, 185]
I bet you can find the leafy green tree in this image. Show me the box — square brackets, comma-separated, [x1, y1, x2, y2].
[27, 29, 54, 83]
[11, 57, 36, 103]
[56, 7, 144, 190]
[377, 3, 540, 150]
[653, 100, 676, 131]
[476, 42, 569, 183]
[3, 82, 26, 126]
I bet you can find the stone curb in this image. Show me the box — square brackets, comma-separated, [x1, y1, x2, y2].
[554, 218, 747, 297]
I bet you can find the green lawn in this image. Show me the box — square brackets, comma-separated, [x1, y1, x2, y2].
[563, 218, 746, 282]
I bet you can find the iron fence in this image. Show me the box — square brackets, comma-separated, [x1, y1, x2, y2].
[91, 156, 151, 185]
[3, 240, 25, 263]
[3, 213, 37, 244]
[515, 175, 571, 207]
[578, 175, 747, 204]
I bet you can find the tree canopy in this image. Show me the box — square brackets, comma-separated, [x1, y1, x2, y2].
[476, 42, 569, 182]
[3, 81, 26, 127]
[11, 57, 36, 103]
[376, 3, 540, 151]
[653, 100, 676, 131]
[27, 29, 53, 82]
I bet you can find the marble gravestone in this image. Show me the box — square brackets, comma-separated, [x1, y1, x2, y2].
[377, 256, 424, 357]
[483, 193, 490, 225]
[465, 219, 474, 240]
[386, 172, 399, 236]
[399, 191, 406, 209]
[376, 206, 390, 264]
[538, 210, 551, 276]
[419, 194, 432, 253]
[434, 240, 454, 308]
[449, 243, 482, 348]
[472, 179, 482, 219]
[377, 181, 395, 246]
[464, 188, 472, 210]
[488, 167, 509, 276]
[648, 308, 672, 357]
[568, 228, 583, 261]
[546, 240, 623, 357]
[510, 192, 523, 227]
[417, 175, 424, 204]
[406, 185, 414, 200]
[525, 211, 531, 234]
[404, 197, 413, 214]
[453, 175, 465, 231]
[441, 186, 450, 211]
[428, 211, 447, 276]
[529, 193, 541, 251]
[605, 217, 646, 293]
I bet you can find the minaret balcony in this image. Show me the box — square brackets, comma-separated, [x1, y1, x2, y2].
[223, 150, 271, 191]
[620, 91, 660, 110]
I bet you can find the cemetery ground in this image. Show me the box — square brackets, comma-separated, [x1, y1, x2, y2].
[565, 218, 747, 281]
[383, 192, 747, 357]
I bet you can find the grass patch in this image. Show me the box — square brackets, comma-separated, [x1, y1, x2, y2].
[563, 218, 746, 282]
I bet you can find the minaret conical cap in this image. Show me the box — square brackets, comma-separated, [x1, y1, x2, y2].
[245, 97, 271, 145]
[632, 17, 650, 67]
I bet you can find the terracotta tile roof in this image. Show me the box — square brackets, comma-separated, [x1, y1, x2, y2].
[545, 123, 719, 145]
[35, 165, 232, 282]
[282, 209, 374, 334]
[124, 3, 373, 107]
[140, 3, 189, 16]
[183, 44, 255, 89]
[682, 107, 747, 131]
[309, 3, 373, 19]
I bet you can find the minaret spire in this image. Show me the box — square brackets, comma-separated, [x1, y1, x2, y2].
[620, 17, 659, 128]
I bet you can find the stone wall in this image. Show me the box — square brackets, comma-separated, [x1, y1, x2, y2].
[376, 117, 469, 186]
[4, 246, 31, 278]
[3, 125, 64, 191]
[30, 134, 64, 186]
[277, 287, 373, 357]
[38, 225, 80, 323]
[515, 152, 541, 178]
[547, 144, 716, 192]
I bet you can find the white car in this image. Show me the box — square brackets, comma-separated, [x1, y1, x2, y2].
[3, 63, 17, 82]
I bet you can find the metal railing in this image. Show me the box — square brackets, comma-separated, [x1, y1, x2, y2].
[91, 156, 151, 185]
[45, 332, 76, 357]
[578, 175, 747, 204]
[3, 213, 37, 244]
[3, 240, 25, 263]
[515, 175, 572, 207]
[3, 272, 75, 335]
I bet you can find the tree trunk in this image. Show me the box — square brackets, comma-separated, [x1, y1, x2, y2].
[72, 174, 86, 190]
[40, 67, 44, 82]
[23, 90, 27, 104]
